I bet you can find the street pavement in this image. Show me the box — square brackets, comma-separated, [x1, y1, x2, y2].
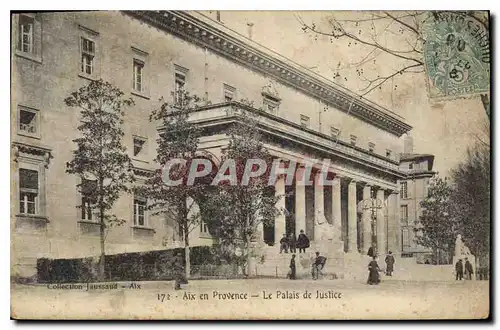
[11, 278, 489, 320]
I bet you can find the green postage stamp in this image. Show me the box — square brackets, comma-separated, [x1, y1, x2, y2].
[422, 11, 490, 100]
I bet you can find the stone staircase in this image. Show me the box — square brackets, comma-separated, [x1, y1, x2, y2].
[250, 240, 345, 279]
[249, 246, 458, 282]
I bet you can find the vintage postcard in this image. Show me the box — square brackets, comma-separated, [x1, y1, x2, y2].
[10, 10, 490, 320]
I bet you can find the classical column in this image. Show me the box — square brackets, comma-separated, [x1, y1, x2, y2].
[331, 176, 341, 228]
[362, 184, 372, 254]
[274, 175, 286, 242]
[376, 188, 386, 255]
[314, 171, 325, 240]
[387, 190, 400, 255]
[255, 195, 264, 242]
[347, 179, 358, 253]
[295, 167, 307, 236]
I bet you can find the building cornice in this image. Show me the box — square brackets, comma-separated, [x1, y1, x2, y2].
[160, 102, 408, 179]
[124, 10, 413, 137]
[405, 170, 436, 179]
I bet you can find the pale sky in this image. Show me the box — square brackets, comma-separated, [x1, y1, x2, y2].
[200, 11, 490, 176]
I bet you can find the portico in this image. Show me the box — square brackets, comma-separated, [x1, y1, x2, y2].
[250, 159, 400, 257]
[193, 101, 408, 257]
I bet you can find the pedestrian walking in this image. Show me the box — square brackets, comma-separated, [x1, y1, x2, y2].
[385, 251, 395, 276]
[288, 254, 296, 280]
[464, 257, 474, 280]
[279, 234, 289, 253]
[367, 256, 381, 285]
[455, 259, 464, 281]
[297, 229, 310, 254]
[289, 233, 297, 253]
[312, 252, 327, 280]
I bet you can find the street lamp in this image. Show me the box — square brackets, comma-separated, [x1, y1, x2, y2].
[358, 196, 385, 254]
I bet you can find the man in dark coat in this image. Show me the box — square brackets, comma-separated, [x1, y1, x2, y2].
[297, 229, 310, 254]
[279, 234, 289, 253]
[464, 258, 474, 280]
[367, 256, 381, 285]
[385, 251, 395, 276]
[455, 259, 464, 280]
[289, 254, 296, 280]
[289, 233, 297, 253]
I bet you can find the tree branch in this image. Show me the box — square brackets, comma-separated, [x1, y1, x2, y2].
[302, 16, 423, 65]
[359, 63, 424, 95]
[384, 11, 420, 36]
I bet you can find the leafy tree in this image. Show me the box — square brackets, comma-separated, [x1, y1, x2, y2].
[416, 176, 457, 264]
[140, 90, 218, 280]
[450, 144, 490, 269]
[65, 79, 135, 281]
[298, 11, 490, 115]
[211, 106, 282, 276]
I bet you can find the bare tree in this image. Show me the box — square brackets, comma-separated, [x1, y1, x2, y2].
[297, 11, 489, 114]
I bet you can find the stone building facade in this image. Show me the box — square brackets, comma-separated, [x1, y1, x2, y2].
[11, 11, 425, 277]
[399, 135, 436, 262]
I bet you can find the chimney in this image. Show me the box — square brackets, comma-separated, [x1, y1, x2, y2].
[216, 11, 221, 22]
[404, 134, 414, 154]
[247, 22, 254, 40]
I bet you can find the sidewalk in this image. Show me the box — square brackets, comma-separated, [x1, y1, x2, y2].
[14, 276, 478, 292]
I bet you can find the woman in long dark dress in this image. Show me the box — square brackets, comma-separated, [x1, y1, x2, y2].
[367, 256, 381, 285]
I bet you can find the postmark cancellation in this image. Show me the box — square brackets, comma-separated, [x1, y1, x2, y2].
[422, 11, 490, 101]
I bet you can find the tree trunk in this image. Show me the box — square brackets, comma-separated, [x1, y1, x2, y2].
[99, 218, 105, 281]
[244, 216, 251, 277]
[475, 255, 480, 280]
[243, 238, 251, 277]
[180, 196, 190, 280]
[98, 178, 105, 282]
[184, 227, 190, 280]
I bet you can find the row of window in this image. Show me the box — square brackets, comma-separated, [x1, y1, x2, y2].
[17, 168, 210, 234]
[18, 107, 392, 163]
[22, 174, 412, 227]
[17, 106, 150, 159]
[19, 165, 413, 237]
[17, 16, 393, 160]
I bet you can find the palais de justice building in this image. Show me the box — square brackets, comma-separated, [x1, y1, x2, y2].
[11, 11, 434, 277]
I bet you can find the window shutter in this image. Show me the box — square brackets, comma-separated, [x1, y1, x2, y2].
[17, 20, 23, 51]
[20, 169, 38, 189]
[34, 15, 41, 56]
